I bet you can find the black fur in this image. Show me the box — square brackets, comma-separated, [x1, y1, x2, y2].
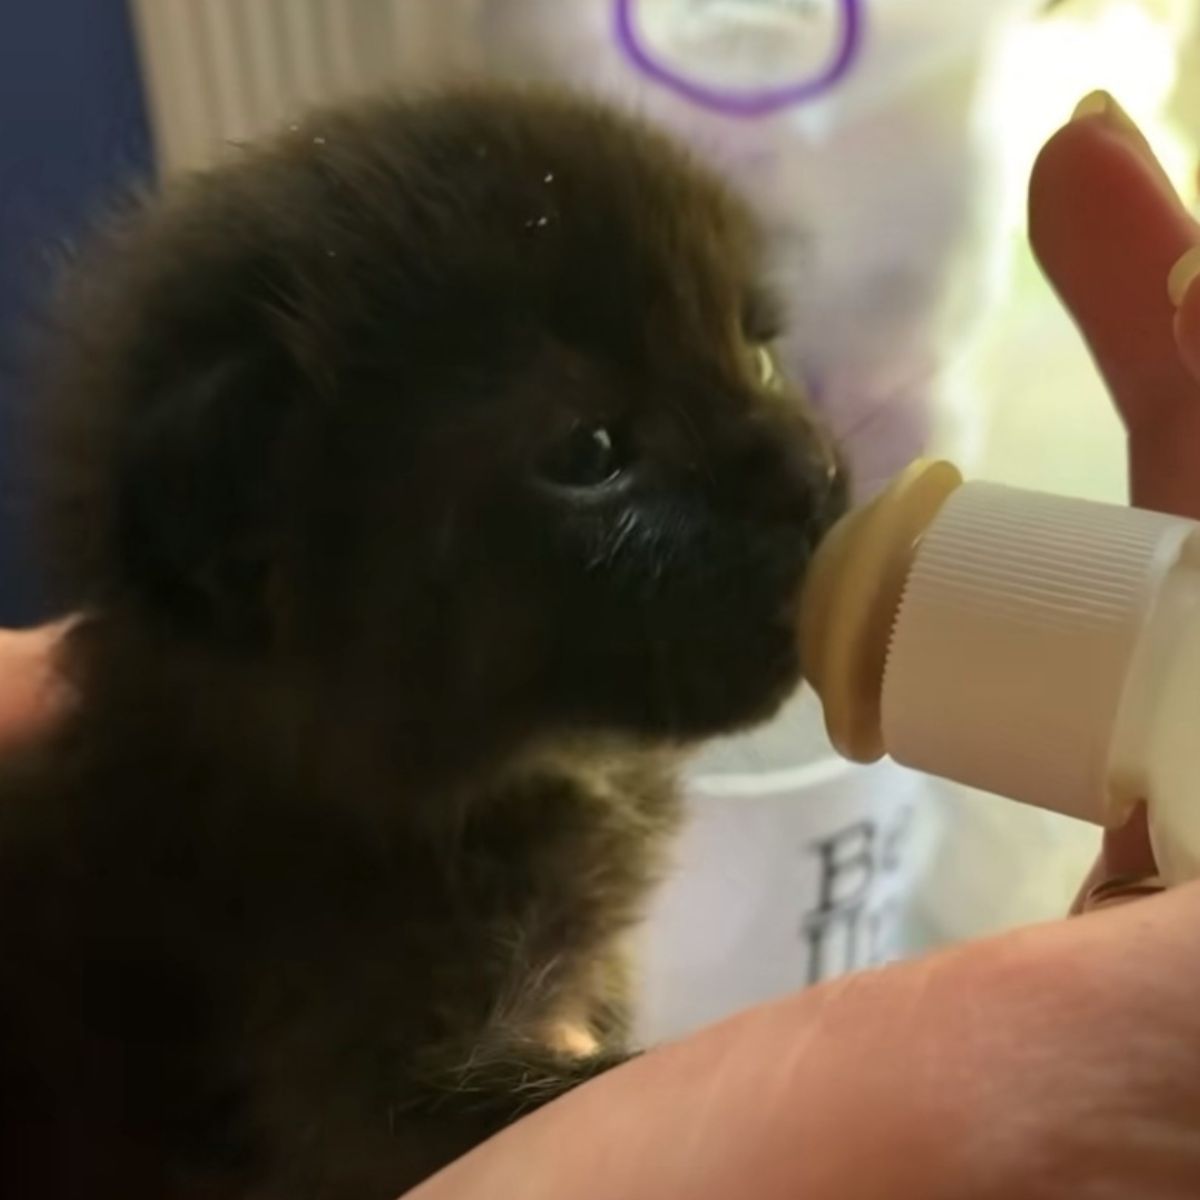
[0, 85, 845, 1199]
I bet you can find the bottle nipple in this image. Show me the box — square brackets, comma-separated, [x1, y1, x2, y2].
[800, 459, 963, 762]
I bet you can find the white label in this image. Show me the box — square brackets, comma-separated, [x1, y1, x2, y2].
[634, 758, 926, 1043]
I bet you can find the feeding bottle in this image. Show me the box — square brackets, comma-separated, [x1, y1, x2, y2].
[801, 460, 1200, 885]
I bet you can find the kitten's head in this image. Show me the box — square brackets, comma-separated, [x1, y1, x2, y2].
[46, 86, 845, 751]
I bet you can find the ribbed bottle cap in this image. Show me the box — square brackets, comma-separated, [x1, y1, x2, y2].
[881, 483, 1195, 823]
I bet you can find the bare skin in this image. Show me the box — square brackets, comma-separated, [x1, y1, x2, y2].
[4, 95, 1200, 1198]
[0, 621, 68, 752]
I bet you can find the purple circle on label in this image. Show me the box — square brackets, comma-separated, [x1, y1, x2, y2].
[613, 0, 864, 118]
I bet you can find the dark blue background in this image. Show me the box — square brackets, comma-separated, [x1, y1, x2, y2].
[0, 1, 154, 625]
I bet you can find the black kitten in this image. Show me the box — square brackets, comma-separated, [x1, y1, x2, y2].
[0, 85, 844, 1200]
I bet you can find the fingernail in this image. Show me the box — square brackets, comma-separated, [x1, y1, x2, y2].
[1071, 90, 1109, 121]
[1071, 89, 1139, 136]
[1167, 244, 1200, 308]
[1080, 89, 1123, 123]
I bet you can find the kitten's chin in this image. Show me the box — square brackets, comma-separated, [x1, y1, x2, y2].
[700, 659, 804, 740]
[639, 626, 805, 743]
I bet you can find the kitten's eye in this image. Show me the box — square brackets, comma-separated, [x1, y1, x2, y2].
[536, 423, 624, 490]
[751, 344, 783, 391]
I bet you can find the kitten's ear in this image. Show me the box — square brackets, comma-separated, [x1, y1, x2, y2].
[116, 350, 292, 638]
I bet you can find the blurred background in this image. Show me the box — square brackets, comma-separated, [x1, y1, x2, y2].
[1, 0, 1197, 1034]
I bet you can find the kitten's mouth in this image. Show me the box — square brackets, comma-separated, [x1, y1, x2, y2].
[777, 480, 852, 692]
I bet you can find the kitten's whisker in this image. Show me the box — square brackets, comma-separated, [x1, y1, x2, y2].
[604, 508, 641, 569]
[585, 507, 642, 574]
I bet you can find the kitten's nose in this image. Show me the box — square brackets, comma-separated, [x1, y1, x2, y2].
[723, 423, 848, 533]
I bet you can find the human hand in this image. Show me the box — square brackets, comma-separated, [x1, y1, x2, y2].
[0, 623, 69, 751]
[1029, 91, 1200, 895]
[409, 880, 1200, 1200]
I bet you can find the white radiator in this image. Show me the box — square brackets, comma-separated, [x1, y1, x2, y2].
[129, 0, 487, 173]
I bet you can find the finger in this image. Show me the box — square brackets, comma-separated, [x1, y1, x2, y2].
[1101, 801, 1157, 875]
[1071, 854, 1107, 915]
[1029, 100, 1200, 515]
[1029, 98, 1199, 421]
[1070, 91, 1182, 193]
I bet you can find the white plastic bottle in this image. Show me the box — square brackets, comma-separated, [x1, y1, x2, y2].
[802, 460, 1200, 885]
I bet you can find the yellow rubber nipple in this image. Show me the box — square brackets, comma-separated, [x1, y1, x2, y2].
[801, 459, 963, 762]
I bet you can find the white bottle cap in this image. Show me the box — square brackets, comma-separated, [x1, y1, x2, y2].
[881, 483, 1196, 825]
